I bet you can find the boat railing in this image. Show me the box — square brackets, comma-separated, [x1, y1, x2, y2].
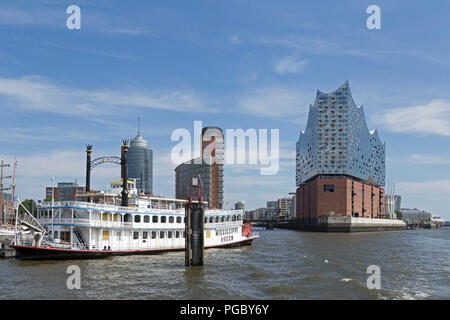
[39, 218, 134, 229]
[39, 201, 243, 216]
[38, 201, 186, 214]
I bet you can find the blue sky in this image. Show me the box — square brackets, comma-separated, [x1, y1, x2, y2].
[0, 0, 450, 219]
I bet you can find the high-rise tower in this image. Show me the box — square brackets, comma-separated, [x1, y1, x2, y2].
[127, 118, 153, 194]
[175, 126, 224, 208]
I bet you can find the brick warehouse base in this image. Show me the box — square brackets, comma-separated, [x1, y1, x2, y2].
[295, 175, 405, 232]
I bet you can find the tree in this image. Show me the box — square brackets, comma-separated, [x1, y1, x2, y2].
[18, 199, 38, 217]
[44, 196, 58, 202]
[395, 210, 403, 220]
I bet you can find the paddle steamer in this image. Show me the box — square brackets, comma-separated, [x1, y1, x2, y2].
[11, 179, 258, 260]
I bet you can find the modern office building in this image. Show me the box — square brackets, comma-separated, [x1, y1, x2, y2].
[45, 182, 86, 201]
[127, 127, 153, 195]
[247, 207, 266, 220]
[296, 81, 386, 223]
[235, 201, 246, 214]
[277, 198, 292, 218]
[400, 208, 432, 222]
[175, 126, 224, 208]
[266, 201, 278, 219]
[394, 195, 402, 212]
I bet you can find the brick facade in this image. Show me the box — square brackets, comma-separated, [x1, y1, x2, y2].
[296, 176, 385, 221]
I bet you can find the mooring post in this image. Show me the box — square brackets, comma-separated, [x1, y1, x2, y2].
[185, 199, 191, 266]
[121, 140, 129, 207]
[85, 145, 92, 202]
[185, 177, 204, 267]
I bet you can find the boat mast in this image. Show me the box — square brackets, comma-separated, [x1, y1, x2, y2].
[0, 160, 11, 226]
[10, 157, 17, 225]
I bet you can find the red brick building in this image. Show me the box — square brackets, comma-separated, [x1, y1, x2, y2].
[45, 183, 86, 201]
[296, 176, 385, 223]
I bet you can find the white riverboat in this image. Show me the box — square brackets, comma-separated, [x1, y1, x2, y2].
[11, 181, 258, 260]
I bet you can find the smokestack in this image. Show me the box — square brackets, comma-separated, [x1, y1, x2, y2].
[121, 140, 129, 207]
[85, 145, 92, 202]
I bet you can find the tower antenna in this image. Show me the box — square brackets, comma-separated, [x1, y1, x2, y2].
[137, 115, 141, 136]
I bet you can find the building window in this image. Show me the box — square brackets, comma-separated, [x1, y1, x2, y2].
[324, 185, 335, 192]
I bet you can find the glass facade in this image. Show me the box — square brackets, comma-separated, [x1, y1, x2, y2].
[296, 81, 385, 187]
[128, 134, 153, 194]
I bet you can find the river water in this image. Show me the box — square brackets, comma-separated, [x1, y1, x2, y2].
[1, 228, 449, 299]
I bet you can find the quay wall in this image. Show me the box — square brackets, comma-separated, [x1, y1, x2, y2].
[276, 216, 406, 232]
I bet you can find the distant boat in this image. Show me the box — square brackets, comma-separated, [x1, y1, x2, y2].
[0, 227, 15, 237]
[430, 215, 444, 228]
[0, 226, 29, 237]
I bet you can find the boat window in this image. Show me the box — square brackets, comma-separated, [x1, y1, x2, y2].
[204, 217, 208, 224]
[133, 231, 139, 239]
[176, 231, 180, 238]
[183, 231, 186, 238]
[161, 216, 167, 223]
[144, 215, 150, 223]
[134, 215, 141, 223]
[143, 231, 148, 239]
[209, 217, 214, 223]
[168, 231, 172, 238]
[152, 216, 158, 223]
[177, 217, 182, 223]
[221, 216, 225, 222]
[237, 215, 241, 220]
[169, 216, 174, 223]
[151, 231, 156, 239]
[215, 216, 219, 223]
[160, 231, 165, 239]
[227, 216, 230, 222]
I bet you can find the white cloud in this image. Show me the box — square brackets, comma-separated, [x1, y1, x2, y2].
[396, 179, 450, 195]
[0, 75, 210, 116]
[238, 86, 310, 118]
[408, 154, 450, 165]
[374, 99, 450, 136]
[230, 34, 242, 44]
[273, 56, 307, 74]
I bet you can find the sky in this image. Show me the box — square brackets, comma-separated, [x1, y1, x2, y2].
[0, 0, 449, 219]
